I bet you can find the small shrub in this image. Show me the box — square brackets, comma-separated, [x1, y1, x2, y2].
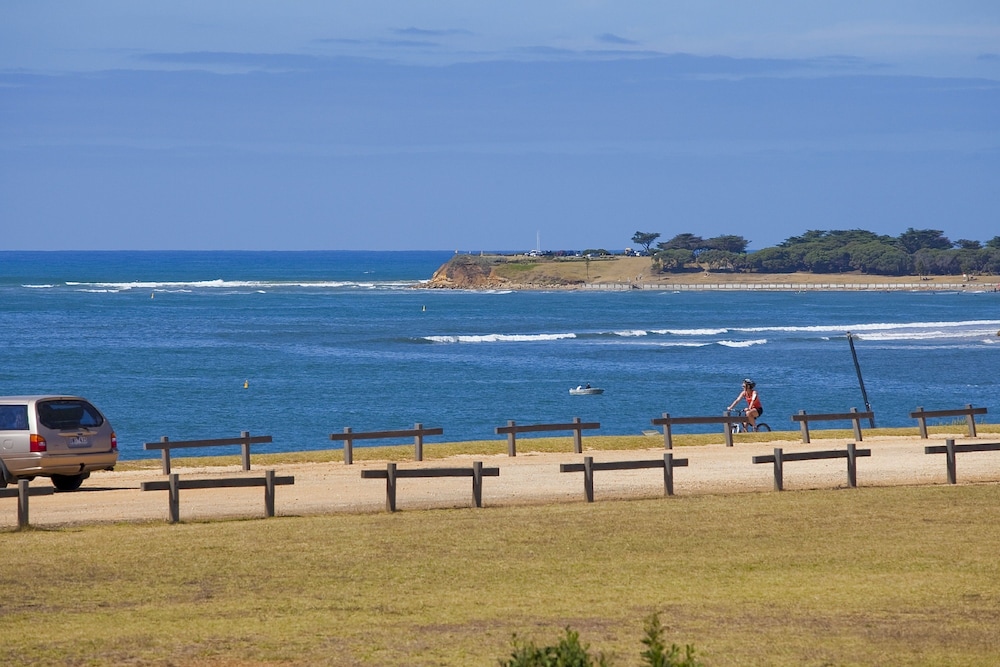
[640, 613, 702, 667]
[499, 615, 701, 667]
[499, 627, 610, 667]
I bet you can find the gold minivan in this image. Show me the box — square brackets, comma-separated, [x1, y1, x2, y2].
[0, 396, 118, 491]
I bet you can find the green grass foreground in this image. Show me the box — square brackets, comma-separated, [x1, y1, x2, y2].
[4, 484, 1000, 665]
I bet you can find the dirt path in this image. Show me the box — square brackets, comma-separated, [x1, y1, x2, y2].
[3, 434, 997, 528]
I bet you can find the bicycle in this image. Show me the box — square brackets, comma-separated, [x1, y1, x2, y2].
[730, 408, 770, 433]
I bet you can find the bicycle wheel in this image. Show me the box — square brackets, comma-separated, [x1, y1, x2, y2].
[754, 423, 771, 432]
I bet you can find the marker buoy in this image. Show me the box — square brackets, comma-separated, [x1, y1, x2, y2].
[243, 380, 249, 389]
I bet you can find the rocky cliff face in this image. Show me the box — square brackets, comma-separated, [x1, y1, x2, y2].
[422, 255, 511, 289]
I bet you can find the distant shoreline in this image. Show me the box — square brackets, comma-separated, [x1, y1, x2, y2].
[420, 254, 999, 292]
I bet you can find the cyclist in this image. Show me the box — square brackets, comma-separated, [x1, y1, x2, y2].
[728, 378, 763, 432]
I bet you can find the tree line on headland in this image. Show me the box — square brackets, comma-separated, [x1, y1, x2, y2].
[629, 228, 1000, 276]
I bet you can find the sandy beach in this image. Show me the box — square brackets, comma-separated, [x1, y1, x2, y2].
[5, 432, 998, 528]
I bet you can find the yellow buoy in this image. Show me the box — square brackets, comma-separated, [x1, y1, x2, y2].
[243, 380, 249, 389]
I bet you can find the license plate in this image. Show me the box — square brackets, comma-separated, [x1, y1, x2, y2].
[68, 436, 90, 448]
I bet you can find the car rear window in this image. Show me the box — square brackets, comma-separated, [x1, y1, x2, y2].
[0, 405, 30, 430]
[37, 400, 104, 430]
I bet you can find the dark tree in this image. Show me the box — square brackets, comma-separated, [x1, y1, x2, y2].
[631, 232, 660, 254]
[657, 233, 705, 251]
[705, 235, 749, 254]
[897, 228, 952, 254]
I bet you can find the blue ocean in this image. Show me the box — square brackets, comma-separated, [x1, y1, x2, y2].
[1, 251, 997, 461]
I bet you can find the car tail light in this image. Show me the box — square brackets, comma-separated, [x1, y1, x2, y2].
[30, 434, 47, 452]
[111, 431, 118, 451]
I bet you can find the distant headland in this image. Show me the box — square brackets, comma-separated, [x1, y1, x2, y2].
[418, 253, 996, 291]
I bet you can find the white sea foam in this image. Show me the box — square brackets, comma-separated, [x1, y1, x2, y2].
[717, 339, 767, 348]
[655, 341, 712, 348]
[424, 333, 577, 344]
[736, 319, 1000, 334]
[614, 330, 649, 337]
[854, 328, 1000, 342]
[652, 328, 729, 336]
[59, 279, 421, 291]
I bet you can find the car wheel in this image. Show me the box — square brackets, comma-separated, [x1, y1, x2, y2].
[51, 474, 86, 491]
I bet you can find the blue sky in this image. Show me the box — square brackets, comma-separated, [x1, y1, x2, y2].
[2, 2, 998, 251]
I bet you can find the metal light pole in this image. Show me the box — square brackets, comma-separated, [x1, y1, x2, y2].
[846, 332, 875, 428]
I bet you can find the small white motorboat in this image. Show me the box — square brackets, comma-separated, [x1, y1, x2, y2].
[569, 385, 604, 395]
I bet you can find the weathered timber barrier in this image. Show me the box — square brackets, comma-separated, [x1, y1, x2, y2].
[361, 462, 499, 512]
[329, 423, 444, 464]
[143, 431, 273, 475]
[0, 480, 54, 529]
[791, 408, 874, 443]
[752, 444, 871, 491]
[140, 470, 294, 523]
[495, 417, 599, 457]
[560, 454, 689, 502]
[910, 405, 988, 439]
[650, 412, 745, 448]
[923, 439, 1000, 484]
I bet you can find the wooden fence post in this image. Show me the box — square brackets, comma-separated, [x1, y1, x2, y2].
[847, 443, 858, 488]
[583, 456, 594, 503]
[506, 420, 517, 457]
[664, 453, 675, 496]
[773, 448, 784, 491]
[946, 439, 957, 485]
[160, 436, 172, 475]
[966, 404, 978, 438]
[914, 406, 928, 439]
[472, 461, 484, 508]
[342, 426, 354, 465]
[572, 417, 583, 453]
[17, 479, 29, 529]
[723, 410, 734, 447]
[661, 413, 673, 450]
[168, 473, 180, 523]
[264, 469, 276, 517]
[241, 431, 252, 471]
[851, 408, 863, 441]
[797, 411, 811, 443]
[414, 423, 424, 462]
[386, 463, 397, 512]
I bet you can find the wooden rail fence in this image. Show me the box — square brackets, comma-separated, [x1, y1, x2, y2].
[791, 408, 874, 443]
[361, 462, 499, 511]
[330, 423, 444, 464]
[559, 454, 689, 502]
[0, 480, 54, 529]
[140, 471, 294, 523]
[923, 438, 1000, 484]
[752, 444, 871, 491]
[143, 431, 273, 475]
[650, 412, 745, 448]
[910, 405, 988, 439]
[495, 417, 599, 456]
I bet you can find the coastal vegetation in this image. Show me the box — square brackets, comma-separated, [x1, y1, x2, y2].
[634, 228, 1000, 276]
